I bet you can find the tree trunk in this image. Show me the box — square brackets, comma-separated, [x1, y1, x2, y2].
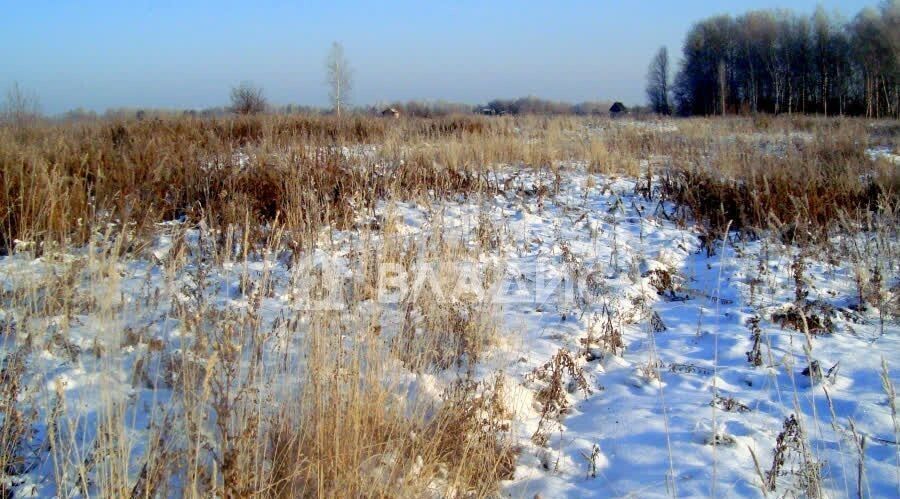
[718, 60, 727, 116]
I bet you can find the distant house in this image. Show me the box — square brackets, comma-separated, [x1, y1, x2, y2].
[609, 102, 628, 118]
[479, 108, 509, 116]
[381, 107, 400, 118]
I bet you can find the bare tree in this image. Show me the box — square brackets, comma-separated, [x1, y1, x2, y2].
[325, 42, 353, 118]
[645, 46, 671, 115]
[229, 82, 267, 115]
[2, 82, 41, 126]
[718, 59, 728, 115]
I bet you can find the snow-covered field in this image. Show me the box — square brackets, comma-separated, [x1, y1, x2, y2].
[1, 160, 898, 497]
[867, 145, 900, 165]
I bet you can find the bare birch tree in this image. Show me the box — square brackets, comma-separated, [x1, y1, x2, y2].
[326, 42, 353, 118]
[645, 46, 671, 115]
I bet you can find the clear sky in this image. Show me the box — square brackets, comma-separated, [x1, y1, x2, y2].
[0, 0, 877, 114]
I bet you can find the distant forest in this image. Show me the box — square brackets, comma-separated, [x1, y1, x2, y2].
[668, 1, 899, 118]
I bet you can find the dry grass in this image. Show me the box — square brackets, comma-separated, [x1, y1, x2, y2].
[656, 118, 898, 241]
[7, 113, 893, 254]
[0, 113, 651, 255]
[0, 214, 515, 497]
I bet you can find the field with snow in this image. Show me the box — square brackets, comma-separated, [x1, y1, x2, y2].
[1, 115, 898, 497]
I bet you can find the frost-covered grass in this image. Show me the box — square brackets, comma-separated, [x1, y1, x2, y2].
[1, 114, 899, 497]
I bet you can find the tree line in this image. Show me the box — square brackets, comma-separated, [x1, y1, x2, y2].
[648, 1, 899, 118]
[481, 97, 612, 116]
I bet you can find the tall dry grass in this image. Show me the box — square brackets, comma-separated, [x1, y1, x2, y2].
[0, 211, 516, 497]
[0, 113, 647, 255]
[656, 118, 898, 241]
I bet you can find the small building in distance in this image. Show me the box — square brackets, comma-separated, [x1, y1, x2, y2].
[479, 108, 508, 116]
[609, 102, 628, 118]
[381, 107, 400, 118]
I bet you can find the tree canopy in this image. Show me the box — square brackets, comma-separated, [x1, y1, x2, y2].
[671, 1, 899, 117]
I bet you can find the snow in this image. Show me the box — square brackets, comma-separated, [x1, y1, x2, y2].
[1, 164, 898, 497]
[867, 146, 900, 165]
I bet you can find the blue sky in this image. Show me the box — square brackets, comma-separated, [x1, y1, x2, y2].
[0, 1, 876, 114]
